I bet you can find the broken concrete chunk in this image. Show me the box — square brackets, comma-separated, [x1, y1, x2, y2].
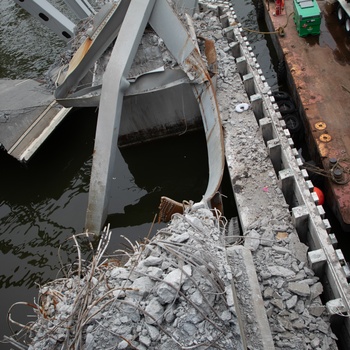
[145, 298, 164, 325]
[244, 229, 260, 251]
[157, 265, 192, 303]
[310, 282, 323, 300]
[288, 282, 310, 297]
[144, 256, 163, 266]
[267, 265, 295, 277]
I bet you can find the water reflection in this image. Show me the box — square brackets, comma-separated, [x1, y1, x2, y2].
[232, 0, 279, 89]
[107, 131, 209, 229]
[310, 1, 350, 65]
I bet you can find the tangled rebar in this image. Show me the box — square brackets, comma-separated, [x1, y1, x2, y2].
[3, 206, 242, 350]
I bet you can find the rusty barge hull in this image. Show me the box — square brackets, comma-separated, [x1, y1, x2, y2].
[262, 0, 350, 231]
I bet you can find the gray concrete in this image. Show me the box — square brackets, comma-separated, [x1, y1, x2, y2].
[227, 246, 276, 350]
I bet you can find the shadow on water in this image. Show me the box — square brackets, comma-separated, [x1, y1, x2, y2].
[0, 108, 97, 279]
[105, 127, 212, 249]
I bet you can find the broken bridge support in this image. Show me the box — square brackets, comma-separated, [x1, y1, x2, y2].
[85, 0, 156, 234]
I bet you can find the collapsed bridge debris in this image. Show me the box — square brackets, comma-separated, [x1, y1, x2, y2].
[4, 204, 337, 349]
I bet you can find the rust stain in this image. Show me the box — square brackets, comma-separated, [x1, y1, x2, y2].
[67, 38, 93, 76]
[319, 134, 332, 143]
[315, 122, 326, 130]
[203, 38, 217, 65]
[317, 141, 329, 158]
[276, 231, 288, 240]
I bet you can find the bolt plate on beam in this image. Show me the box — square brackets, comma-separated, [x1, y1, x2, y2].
[319, 134, 332, 142]
[315, 121, 326, 130]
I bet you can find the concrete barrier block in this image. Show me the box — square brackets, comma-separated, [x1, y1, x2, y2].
[259, 117, 273, 143]
[267, 139, 281, 173]
[317, 205, 325, 218]
[308, 249, 327, 277]
[236, 56, 247, 75]
[323, 219, 331, 233]
[336, 249, 346, 265]
[287, 136, 294, 147]
[263, 82, 270, 91]
[292, 205, 309, 243]
[278, 168, 294, 207]
[326, 298, 348, 325]
[343, 263, 350, 280]
[229, 41, 241, 58]
[328, 233, 338, 248]
[284, 128, 291, 137]
[219, 13, 229, 27]
[302, 170, 309, 180]
[250, 93, 263, 119]
[311, 191, 320, 205]
[292, 148, 298, 157]
[280, 119, 286, 129]
[243, 72, 255, 96]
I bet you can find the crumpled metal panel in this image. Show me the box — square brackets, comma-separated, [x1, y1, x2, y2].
[149, 0, 209, 85]
[150, 0, 224, 203]
[55, 0, 131, 102]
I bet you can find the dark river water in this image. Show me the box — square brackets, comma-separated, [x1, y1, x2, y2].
[0, 0, 278, 346]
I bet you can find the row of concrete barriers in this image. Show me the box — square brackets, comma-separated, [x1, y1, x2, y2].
[200, 0, 350, 344]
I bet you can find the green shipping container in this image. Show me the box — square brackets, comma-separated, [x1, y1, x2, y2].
[293, 0, 321, 37]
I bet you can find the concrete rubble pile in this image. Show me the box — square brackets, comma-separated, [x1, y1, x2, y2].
[193, 2, 339, 350]
[23, 206, 244, 350]
[12, 204, 338, 350]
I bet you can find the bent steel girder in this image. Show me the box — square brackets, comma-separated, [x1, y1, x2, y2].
[82, 0, 223, 233]
[63, 0, 96, 19]
[13, 0, 75, 42]
[55, 0, 131, 102]
[57, 68, 189, 108]
[85, 0, 156, 234]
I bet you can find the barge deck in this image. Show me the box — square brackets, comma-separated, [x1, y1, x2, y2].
[262, 0, 350, 231]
